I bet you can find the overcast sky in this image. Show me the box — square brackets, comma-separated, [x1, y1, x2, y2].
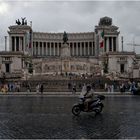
[0, 0, 140, 53]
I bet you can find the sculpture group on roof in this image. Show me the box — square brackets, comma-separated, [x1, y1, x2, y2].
[16, 17, 27, 25]
[99, 16, 112, 26]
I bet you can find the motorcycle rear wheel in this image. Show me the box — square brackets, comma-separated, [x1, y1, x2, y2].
[72, 105, 81, 116]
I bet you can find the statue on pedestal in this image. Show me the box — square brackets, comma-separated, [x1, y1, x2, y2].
[60, 31, 70, 57]
[63, 31, 68, 44]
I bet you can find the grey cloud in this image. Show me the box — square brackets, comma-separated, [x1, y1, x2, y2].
[1, 1, 140, 53]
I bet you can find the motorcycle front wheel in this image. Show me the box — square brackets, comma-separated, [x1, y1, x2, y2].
[72, 105, 81, 116]
[95, 104, 103, 114]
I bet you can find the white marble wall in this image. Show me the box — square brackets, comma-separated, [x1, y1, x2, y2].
[108, 53, 135, 76]
[0, 55, 22, 74]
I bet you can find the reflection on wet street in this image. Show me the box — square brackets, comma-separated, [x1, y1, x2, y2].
[0, 95, 139, 139]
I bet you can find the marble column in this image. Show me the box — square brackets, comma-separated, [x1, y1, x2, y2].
[106, 37, 109, 52]
[76, 42, 78, 56]
[35, 42, 37, 55]
[43, 42, 45, 56]
[19, 36, 21, 51]
[40, 43, 41, 56]
[57, 43, 59, 56]
[91, 42, 94, 56]
[14, 37, 16, 52]
[11, 36, 13, 51]
[21, 37, 23, 51]
[88, 42, 90, 56]
[38, 42, 40, 56]
[40, 42, 41, 56]
[17, 37, 19, 51]
[82, 42, 84, 56]
[59, 43, 61, 56]
[23, 36, 25, 54]
[36, 43, 38, 56]
[42, 42, 45, 56]
[20, 37, 23, 51]
[80, 43, 82, 56]
[55, 43, 57, 56]
[112, 37, 114, 52]
[54, 42, 55, 56]
[34, 43, 36, 56]
[46, 44, 48, 56]
[50, 44, 52, 56]
[9, 36, 11, 51]
[116, 37, 119, 52]
[69, 43, 71, 56]
[113, 37, 116, 52]
[72, 44, 74, 56]
[84, 42, 86, 56]
[45, 42, 47, 56]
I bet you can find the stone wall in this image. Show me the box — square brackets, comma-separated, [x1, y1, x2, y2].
[32, 57, 100, 75]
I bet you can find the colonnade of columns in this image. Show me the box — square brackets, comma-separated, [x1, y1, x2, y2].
[33, 41, 95, 57]
[33, 42, 61, 56]
[11, 36, 24, 52]
[70, 42, 95, 56]
[104, 36, 118, 53]
[10, 36, 118, 56]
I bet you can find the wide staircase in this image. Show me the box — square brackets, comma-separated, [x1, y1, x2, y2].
[19, 75, 112, 92]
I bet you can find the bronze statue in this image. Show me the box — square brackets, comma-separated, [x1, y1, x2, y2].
[63, 31, 68, 44]
[21, 17, 26, 25]
[15, 17, 27, 25]
[16, 19, 21, 25]
[24, 20, 27, 25]
[99, 17, 112, 26]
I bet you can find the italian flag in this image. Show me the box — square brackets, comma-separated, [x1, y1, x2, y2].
[99, 31, 104, 48]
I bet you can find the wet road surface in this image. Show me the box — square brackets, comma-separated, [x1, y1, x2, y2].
[0, 95, 140, 139]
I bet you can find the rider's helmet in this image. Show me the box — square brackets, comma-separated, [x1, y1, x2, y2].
[86, 84, 91, 92]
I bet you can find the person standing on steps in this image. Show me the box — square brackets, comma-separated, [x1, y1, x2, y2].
[72, 83, 76, 94]
[40, 83, 44, 94]
[36, 83, 40, 94]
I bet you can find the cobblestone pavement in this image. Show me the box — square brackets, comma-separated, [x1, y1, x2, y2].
[0, 95, 140, 139]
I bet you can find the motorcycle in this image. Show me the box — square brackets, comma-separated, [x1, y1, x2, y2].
[72, 95, 105, 116]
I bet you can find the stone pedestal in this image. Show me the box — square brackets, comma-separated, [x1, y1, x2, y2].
[60, 43, 71, 73]
[60, 43, 70, 57]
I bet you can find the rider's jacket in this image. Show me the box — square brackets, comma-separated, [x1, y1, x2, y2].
[84, 89, 94, 99]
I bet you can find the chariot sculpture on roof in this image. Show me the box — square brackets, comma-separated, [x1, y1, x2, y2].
[16, 17, 27, 25]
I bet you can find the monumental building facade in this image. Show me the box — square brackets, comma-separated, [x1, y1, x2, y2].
[0, 16, 140, 79]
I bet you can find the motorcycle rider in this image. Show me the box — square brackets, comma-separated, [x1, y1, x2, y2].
[84, 84, 95, 111]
